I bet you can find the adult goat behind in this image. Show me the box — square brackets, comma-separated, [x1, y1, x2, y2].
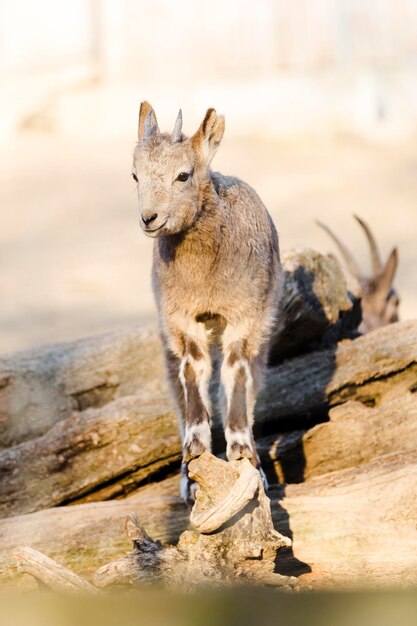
[132, 102, 282, 502]
[317, 215, 399, 334]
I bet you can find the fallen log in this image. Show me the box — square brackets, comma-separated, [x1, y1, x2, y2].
[2, 449, 416, 590]
[0, 249, 353, 448]
[1, 320, 416, 518]
[0, 396, 180, 518]
[259, 384, 417, 483]
[0, 326, 165, 448]
[0, 475, 186, 589]
[277, 449, 417, 588]
[7, 455, 297, 592]
[268, 248, 358, 363]
[256, 319, 417, 430]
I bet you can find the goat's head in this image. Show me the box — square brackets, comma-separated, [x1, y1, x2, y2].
[317, 215, 399, 333]
[132, 102, 225, 238]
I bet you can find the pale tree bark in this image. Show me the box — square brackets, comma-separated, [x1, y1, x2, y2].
[0, 320, 415, 518]
[94, 454, 297, 591]
[2, 448, 416, 590]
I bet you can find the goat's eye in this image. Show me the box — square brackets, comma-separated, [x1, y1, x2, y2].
[132, 173, 138, 182]
[176, 172, 190, 182]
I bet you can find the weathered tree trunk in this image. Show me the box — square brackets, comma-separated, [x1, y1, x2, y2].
[256, 319, 417, 429]
[1, 320, 415, 518]
[259, 392, 417, 484]
[7, 454, 297, 592]
[0, 250, 353, 449]
[0, 326, 165, 448]
[268, 248, 358, 363]
[2, 448, 417, 590]
[93, 453, 297, 590]
[0, 397, 180, 518]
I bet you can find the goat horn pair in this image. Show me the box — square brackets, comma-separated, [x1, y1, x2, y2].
[316, 214, 382, 279]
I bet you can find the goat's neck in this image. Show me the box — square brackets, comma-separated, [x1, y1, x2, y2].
[158, 175, 222, 262]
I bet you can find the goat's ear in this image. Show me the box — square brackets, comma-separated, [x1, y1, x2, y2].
[138, 101, 159, 144]
[376, 247, 398, 295]
[192, 108, 225, 164]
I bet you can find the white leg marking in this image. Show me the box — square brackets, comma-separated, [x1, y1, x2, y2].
[225, 425, 253, 460]
[184, 422, 211, 450]
[183, 421, 211, 461]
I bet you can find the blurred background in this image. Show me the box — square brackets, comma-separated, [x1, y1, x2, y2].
[1, 0, 416, 353]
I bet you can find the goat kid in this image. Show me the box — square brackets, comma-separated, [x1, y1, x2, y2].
[133, 102, 281, 502]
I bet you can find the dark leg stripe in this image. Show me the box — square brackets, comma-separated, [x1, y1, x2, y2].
[227, 366, 247, 432]
[184, 361, 209, 426]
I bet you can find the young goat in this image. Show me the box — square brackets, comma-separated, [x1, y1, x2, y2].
[132, 102, 281, 501]
[317, 215, 399, 333]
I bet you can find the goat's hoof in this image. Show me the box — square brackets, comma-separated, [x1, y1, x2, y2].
[182, 438, 207, 463]
[183, 423, 211, 463]
[226, 441, 254, 461]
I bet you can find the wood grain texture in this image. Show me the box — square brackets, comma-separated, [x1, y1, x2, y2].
[1, 321, 415, 518]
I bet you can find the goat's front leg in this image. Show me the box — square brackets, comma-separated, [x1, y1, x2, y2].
[172, 325, 212, 463]
[164, 320, 212, 504]
[220, 328, 266, 465]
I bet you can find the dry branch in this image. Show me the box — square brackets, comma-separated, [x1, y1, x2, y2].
[11, 546, 99, 593]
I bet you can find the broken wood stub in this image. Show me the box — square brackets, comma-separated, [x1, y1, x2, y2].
[94, 453, 297, 590]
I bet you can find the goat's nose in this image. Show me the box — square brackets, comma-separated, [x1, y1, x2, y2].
[142, 212, 158, 226]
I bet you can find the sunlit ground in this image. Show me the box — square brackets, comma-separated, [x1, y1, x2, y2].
[1, 87, 416, 353]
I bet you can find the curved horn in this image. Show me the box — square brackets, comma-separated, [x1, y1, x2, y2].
[354, 215, 382, 275]
[376, 247, 398, 295]
[171, 108, 183, 143]
[316, 220, 361, 279]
